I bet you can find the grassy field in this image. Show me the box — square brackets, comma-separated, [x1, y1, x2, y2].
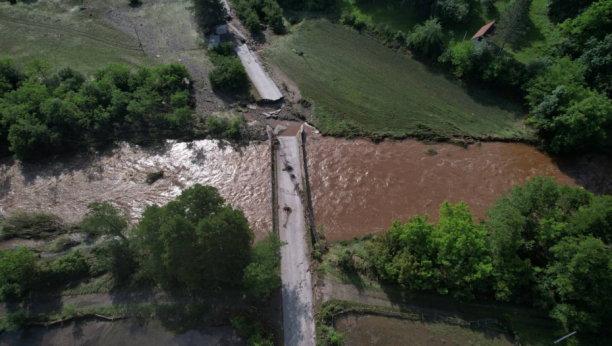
[0, 0, 152, 75]
[340, 0, 552, 64]
[262, 20, 531, 140]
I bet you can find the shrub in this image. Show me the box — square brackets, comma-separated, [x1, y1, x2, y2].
[2, 311, 27, 332]
[243, 232, 283, 297]
[0, 248, 37, 300]
[0, 211, 64, 239]
[50, 250, 89, 284]
[407, 18, 446, 58]
[209, 57, 249, 92]
[337, 249, 354, 271]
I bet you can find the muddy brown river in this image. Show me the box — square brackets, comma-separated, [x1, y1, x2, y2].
[0, 135, 610, 242]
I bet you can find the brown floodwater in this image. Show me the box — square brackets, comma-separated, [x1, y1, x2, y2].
[0, 140, 272, 240]
[335, 314, 514, 346]
[1, 134, 610, 244]
[306, 137, 612, 242]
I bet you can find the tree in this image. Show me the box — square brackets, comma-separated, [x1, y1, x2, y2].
[526, 57, 612, 153]
[50, 250, 89, 284]
[436, 202, 492, 299]
[545, 90, 612, 153]
[0, 247, 37, 300]
[547, 0, 596, 23]
[557, 0, 612, 52]
[579, 34, 612, 97]
[406, 18, 446, 58]
[80, 202, 137, 283]
[80, 202, 128, 240]
[496, 0, 533, 50]
[132, 184, 253, 290]
[209, 57, 249, 92]
[486, 176, 593, 301]
[539, 236, 612, 331]
[192, 0, 228, 33]
[243, 232, 284, 297]
[0, 58, 23, 96]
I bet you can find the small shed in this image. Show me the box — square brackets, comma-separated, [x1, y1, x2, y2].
[208, 35, 220, 49]
[471, 21, 496, 44]
[216, 25, 228, 35]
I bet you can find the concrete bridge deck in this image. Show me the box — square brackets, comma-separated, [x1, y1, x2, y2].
[276, 136, 315, 346]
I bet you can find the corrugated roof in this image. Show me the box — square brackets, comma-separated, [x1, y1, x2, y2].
[471, 21, 496, 40]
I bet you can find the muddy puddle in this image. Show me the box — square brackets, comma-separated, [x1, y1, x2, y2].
[0, 140, 272, 240]
[0, 317, 244, 346]
[306, 137, 612, 241]
[335, 314, 514, 346]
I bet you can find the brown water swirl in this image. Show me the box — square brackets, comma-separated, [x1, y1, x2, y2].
[305, 137, 612, 242]
[1, 135, 610, 243]
[0, 140, 272, 240]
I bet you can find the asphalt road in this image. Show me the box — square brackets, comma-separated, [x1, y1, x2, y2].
[276, 136, 315, 346]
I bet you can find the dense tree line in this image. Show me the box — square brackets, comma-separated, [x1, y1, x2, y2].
[360, 177, 612, 332]
[0, 58, 195, 161]
[340, 0, 612, 153]
[0, 184, 282, 302]
[232, 0, 286, 34]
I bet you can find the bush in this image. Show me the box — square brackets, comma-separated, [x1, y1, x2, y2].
[0, 211, 64, 239]
[0, 247, 37, 300]
[209, 57, 249, 92]
[230, 315, 273, 346]
[407, 18, 446, 58]
[2, 311, 27, 332]
[243, 232, 283, 297]
[337, 249, 354, 271]
[50, 250, 89, 284]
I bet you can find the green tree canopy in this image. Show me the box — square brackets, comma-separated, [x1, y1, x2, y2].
[368, 202, 492, 299]
[0, 247, 37, 300]
[407, 18, 446, 58]
[496, 0, 534, 50]
[243, 232, 284, 297]
[539, 236, 612, 331]
[192, 0, 228, 33]
[486, 176, 593, 300]
[132, 184, 253, 290]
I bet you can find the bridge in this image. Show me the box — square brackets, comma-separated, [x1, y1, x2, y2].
[269, 125, 316, 346]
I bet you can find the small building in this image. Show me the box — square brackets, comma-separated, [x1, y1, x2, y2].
[471, 21, 496, 44]
[216, 25, 228, 35]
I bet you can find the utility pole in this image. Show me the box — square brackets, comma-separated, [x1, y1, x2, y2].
[299, 30, 302, 54]
[133, 23, 146, 57]
[461, 31, 467, 45]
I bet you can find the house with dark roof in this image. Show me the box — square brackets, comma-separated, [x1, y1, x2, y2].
[472, 21, 496, 44]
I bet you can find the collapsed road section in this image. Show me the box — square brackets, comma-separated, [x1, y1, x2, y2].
[276, 135, 315, 346]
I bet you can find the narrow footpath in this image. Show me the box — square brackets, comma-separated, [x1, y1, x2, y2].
[276, 136, 316, 346]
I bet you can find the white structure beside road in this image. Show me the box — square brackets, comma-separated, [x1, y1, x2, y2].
[235, 44, 283, 102]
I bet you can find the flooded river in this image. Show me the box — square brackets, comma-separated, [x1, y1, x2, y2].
[0, 140, 272, 240]
[306, 137, 612, 241]
[0, 134, 610, 242]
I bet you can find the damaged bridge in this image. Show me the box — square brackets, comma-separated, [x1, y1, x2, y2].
[269, 125, 316, 346]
